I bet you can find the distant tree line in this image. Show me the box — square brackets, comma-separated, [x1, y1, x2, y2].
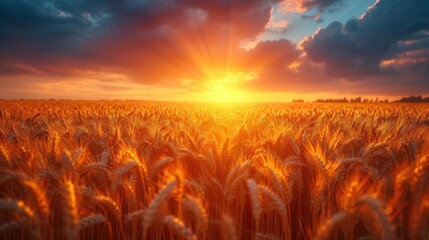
[312, 97, 389, 103]
[291, 95, 429, 103]
[395, 95, 429, 103]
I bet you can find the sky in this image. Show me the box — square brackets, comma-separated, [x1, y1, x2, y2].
[0, 0, 428, 102]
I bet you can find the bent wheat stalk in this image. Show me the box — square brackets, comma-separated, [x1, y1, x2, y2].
[143, 180, 177, 239]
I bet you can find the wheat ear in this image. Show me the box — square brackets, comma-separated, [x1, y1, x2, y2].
[163, 215, 196, 240]
[143, 180, 177, 236]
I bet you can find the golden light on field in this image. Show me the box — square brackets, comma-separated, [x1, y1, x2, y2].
[1, 100, 429, 240]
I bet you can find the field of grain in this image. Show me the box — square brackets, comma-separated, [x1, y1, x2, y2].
[0, 101, 428, 240]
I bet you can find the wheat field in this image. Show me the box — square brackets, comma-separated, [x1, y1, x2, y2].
[0, 100, 428, 240]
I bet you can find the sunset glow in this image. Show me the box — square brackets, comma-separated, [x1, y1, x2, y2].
[1, 1, 429, 239]
[202, 72, 255, 102]
[0, 0, 428, 101]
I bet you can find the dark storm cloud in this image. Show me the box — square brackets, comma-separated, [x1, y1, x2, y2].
[302, 0, 429, 83]
[0, 1, 100, 57]
[0, 0, 190, 61]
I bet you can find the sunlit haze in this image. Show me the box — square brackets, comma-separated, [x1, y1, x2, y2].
[0, 0, 428, 101]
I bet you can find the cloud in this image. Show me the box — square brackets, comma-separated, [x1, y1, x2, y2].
[238, 39, 340, 92]
[0, 63, 43, 76]
[281, 0, 344, 13]
[301, 0, 429, 89]
[239, 0, 429, 96]
[300, 0, 344, 11]
[265, 8, 290, 33]
[246, 39, 300, 68]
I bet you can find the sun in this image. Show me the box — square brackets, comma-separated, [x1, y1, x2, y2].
[204, 71, 255, 103]
[207, 82, 242, 102]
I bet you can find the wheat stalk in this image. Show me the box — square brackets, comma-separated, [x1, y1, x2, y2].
[125, 210, 145, 222]
[315, 211, 350, 240]
[247, 179, 261, 232]
[182, 196, 208, 233]
[355, 195, 396, 240]
[221, 215, 238, 240]
[0, 219, 26, 233]
[258, 185, 287, 216]
[143, 180, 177, 235]
[79, 214, 107, 229]
[62, 180, 79, 240]
[163, 215, 196, 240]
